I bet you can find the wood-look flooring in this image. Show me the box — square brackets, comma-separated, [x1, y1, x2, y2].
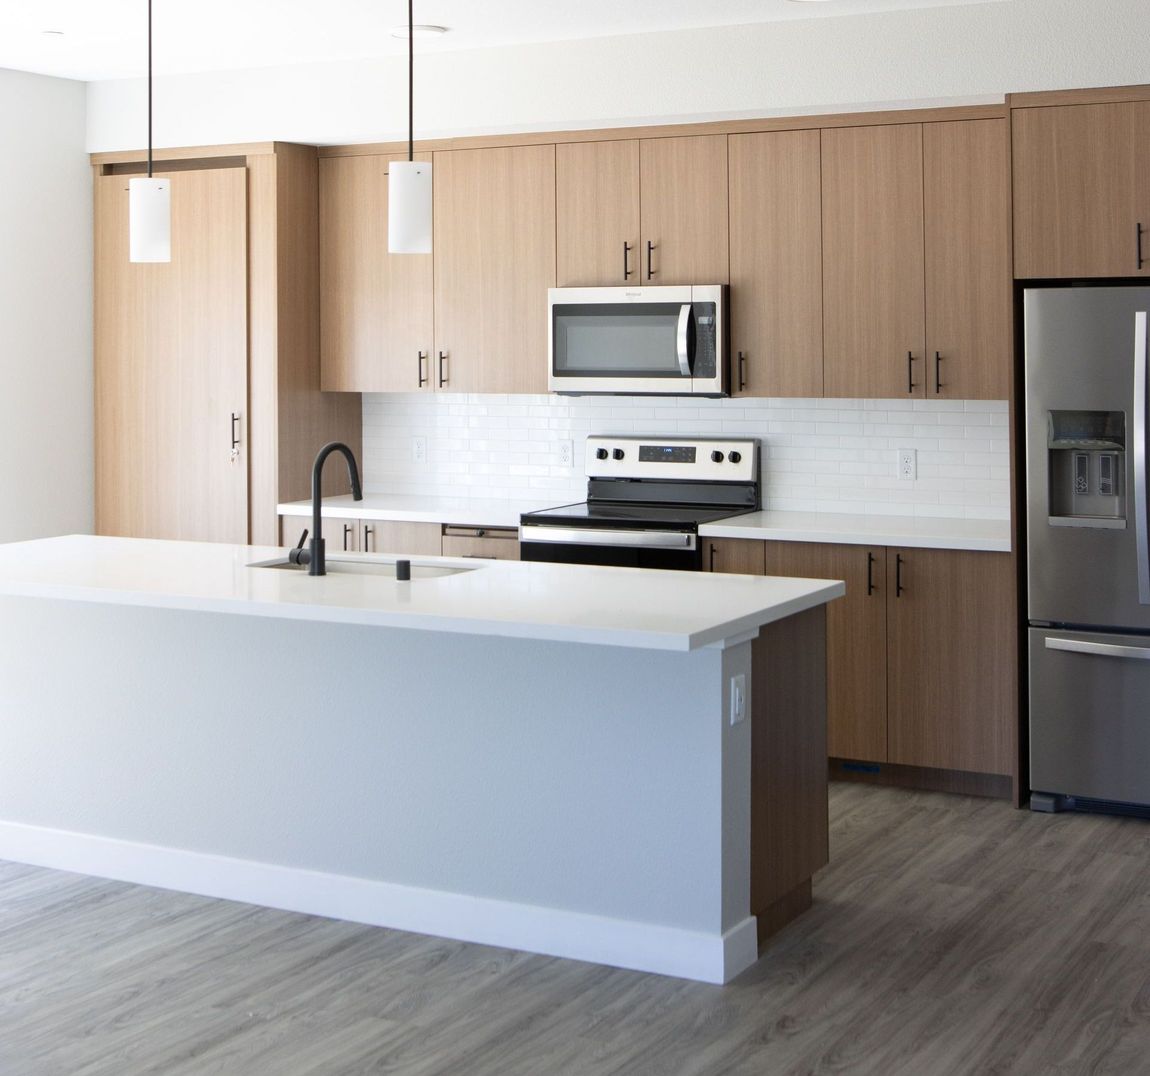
[3, 783, 1150, 1075]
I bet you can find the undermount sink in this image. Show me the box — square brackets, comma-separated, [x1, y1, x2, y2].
[248, 557, 477, 579]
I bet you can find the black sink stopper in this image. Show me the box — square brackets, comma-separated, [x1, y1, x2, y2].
[396, 559, 411, 581]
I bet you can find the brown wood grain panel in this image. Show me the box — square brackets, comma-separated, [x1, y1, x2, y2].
[555, 140, 640, 286]
[728, 130, 823, 398]
[639, 135, 729, 285]
[923, 119, 1012, 400]
[703, 538, 766, 576]
[95, 168, 249, 543]
[829, 758, 1012, 799]
[822, 124, 926, 399]
[1008, 84, 1150, 108]
[433, 145, 556, 394]
[319, 153, 434, 392]
[886, 548, 1015, 776]
[1011, 102, 1150, 279]
[361, 521, 442, 556]
[764, 541, 887, 764]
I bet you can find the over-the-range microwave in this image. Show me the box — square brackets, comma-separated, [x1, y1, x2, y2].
[548, 285, 728, 396]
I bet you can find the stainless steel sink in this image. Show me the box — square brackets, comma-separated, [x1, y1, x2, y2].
[248, 557, 477, 579]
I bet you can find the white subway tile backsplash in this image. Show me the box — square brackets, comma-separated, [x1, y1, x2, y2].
[360, 394, 1012, 520]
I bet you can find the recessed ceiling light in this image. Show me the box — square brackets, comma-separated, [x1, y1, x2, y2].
[389, 24, 449, 39]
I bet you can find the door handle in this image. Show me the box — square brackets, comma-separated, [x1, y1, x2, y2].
[934, 351, 943, 394]
[438, 351, 448, 388]
[1045, 637, 1150, 661]
[230, 412, 241, 461]
[646, 240, 655, 280]
[623, 241, 633, 280]
[906, 352, 917, 394]
[866, 551, 876, 596]
[895, 553, 905, 597]
[738, 351, 747, 392]
[1134, 312, 1149, 604]
[709, 543, 716, 571]
[1138, 223, 1145, 270]
[343, 523, 353, 552]
[363, 524, 374, 552]
[418, 350, 428, 388]
[676, 304, 692, 377]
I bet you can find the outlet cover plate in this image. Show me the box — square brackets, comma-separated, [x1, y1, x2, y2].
[897, 448, 917, 481]
[558, 440, 574, 468]
[412, 436, 428, 465]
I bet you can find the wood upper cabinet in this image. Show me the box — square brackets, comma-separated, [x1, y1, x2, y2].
[640, 135, 730, 285]
[728, 130, 823, 398]
[822, 124, 927, 399]
[95, 167, 249, 543]
[764, 542, 887, 763]
[433, 145, 556, 394]
[556, 140, 640, 286]
[1012, 101, 1150, 279]
[319, 153, 434, 393]
[923, 119, 1012, 400]
[886, 548, 1014, 776]
[555, 134, 728, 287]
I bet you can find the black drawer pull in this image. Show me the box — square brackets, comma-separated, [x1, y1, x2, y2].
[867, 551, 876, 596]
[895, 553, 905, 597]
[906, 352, 917, 394]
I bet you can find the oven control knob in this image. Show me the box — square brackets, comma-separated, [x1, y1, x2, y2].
[612, 448, 625, 460]
[711, 450, 725, 463]
[728, 451, 742, 464]
[595, 448, 609, 460]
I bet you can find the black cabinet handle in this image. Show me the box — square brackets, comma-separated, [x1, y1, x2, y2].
[738, 351, 747, 392]
[906, 352, 917, 394]
[895, 553, 905, 597]
[1139, 223, 1146, 270]
[343, 523, 353, 552]
[230, 412, 241, 457]
[623, 242, 633, 280]
[438, 351, 448, 388]
[646, 240, 655, 280]
[363, 524, 373, 552]
[867, 551, 876, 596]
[709, 544, 716, 572]
[418, 350, 428, 388]
[934, 351, 943, 394]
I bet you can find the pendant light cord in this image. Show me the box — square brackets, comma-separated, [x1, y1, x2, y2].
[407, 0, 414, 162]
[147, 0, 153, 178]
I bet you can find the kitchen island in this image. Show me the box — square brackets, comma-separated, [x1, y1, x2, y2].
[0, 535, 842, 984]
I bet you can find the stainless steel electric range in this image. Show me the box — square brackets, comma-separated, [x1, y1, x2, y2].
[519, 436, 760, 571]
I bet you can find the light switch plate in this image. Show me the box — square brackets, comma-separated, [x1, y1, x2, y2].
[729, 673, 747, 726]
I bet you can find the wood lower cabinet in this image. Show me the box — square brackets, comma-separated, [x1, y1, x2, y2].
[1012, 101, 1150, 279]
[440, 526, 520, 561]
[319, 153, 433, 392]
[886, 547, 1015, 776]
[763, 542, 887, 764]
[360, 521, 442, 556]
[728, 130, 823, 397]
[433, 145, 556, 394]
[703, 537, 766, 576]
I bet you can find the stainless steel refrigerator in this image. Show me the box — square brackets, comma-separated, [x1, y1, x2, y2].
[1025, 286, 1150, 812]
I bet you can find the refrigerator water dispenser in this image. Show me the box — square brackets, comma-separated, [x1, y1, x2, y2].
[1047, 410, 1126, 526]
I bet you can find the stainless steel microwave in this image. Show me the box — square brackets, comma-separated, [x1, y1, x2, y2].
[548, 285, 728, 396]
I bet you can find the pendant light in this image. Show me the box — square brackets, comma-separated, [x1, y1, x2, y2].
[388, 0, 432, 254]
[129, 0, 170, 263]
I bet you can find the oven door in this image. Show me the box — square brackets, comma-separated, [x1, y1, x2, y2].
[519, 524, 702, 571]
[548, 285, 725, 396]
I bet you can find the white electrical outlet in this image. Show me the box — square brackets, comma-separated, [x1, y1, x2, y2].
[411, 436, 427, 465]
[897, 448, 917, 481]
[729, 674, 747, 726]
[558, 440, 573, 468]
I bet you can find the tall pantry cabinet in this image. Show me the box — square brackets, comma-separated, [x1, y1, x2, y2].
[93, 143, 361, 547]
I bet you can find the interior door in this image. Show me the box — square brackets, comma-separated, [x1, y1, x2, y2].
[95, 167, 249, 543]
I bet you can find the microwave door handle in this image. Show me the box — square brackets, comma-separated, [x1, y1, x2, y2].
[676, 304, 692, 377]
[1135, 311, 1150, 604]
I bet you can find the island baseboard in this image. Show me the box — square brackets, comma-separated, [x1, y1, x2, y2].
[0, 817, 761, 985]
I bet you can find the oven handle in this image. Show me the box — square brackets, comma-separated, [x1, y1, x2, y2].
[1045, 636, 1150, 661]
[519, 525, 696, 550]
[676, 304, 692, 377]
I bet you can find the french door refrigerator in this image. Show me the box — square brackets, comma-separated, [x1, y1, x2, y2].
[1025, 286, 1150, 812]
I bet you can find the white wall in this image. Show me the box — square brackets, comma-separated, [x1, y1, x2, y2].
[0, 68, 92, 542]
[87, 0, 1150, 151]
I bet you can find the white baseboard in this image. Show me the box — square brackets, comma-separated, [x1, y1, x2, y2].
[0, 819, 759, 984]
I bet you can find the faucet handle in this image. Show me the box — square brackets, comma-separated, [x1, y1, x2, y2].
[288, 528, 311, 566]
[295, 528, 309, 549]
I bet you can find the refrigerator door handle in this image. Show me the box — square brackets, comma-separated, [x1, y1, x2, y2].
[1045, 636, 1150, 661]
[1135, 311, 1150, 604]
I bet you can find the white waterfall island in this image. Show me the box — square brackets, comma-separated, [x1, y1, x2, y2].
[0, 535, 842, 983]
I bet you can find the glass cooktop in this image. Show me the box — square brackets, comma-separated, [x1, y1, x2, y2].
[521, 501, 751, 528]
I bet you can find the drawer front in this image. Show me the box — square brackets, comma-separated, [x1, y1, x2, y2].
[441, 527, 519, 561]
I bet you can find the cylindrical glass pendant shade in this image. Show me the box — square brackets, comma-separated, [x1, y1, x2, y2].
[129, 177, 171, 263]
[388, 160, 432, 254]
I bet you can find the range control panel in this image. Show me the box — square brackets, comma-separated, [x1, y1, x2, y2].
[585, 436, 758, 483]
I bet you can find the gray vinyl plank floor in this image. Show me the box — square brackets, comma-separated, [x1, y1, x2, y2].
[3, 783, 1150, 1075]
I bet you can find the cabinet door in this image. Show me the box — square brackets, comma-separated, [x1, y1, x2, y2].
[95, 168, 249, 543]
[556, 140, 640, 286]
[728, 130, 823, 397]
[433, 145, 556, 394]
[639, 135, 730, 285]
[923, 119, 1012, 400]
[887, 548, 1015, 775]
[361, 521, 442, 556]
[1012, 102, 1150, 280]
[822, 125, 926, 399]
[764, 542, 887, 763]
[703, 538, 765, 575]
[319, 154, 434, 393]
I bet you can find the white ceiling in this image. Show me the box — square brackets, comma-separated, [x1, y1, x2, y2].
[1, 0, 1011, 82]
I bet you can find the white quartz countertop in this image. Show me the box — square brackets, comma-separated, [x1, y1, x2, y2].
[698, 511, 1012, 553]
[0, 536, 843, 652]
[278, 495, 552, 529]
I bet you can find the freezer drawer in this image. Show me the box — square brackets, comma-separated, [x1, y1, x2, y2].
[1030, 627, 1150, 806]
